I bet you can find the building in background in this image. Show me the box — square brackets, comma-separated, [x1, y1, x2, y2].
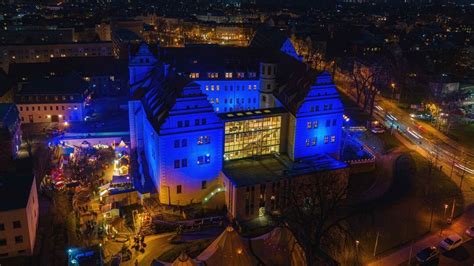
[0, 171, 39, 259]
[0, 104, 21, 165]
[0, 42, 113, 72]
[14, 73, 90, 124]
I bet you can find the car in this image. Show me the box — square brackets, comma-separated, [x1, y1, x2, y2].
[415, 246, 439, 263]
[114, 234, 129, 243]
[370, 126, 385, 134]
[465, 226, 474, 237]
[439, 234, 462, 251]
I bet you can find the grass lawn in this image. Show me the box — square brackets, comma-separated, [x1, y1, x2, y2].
[446, 123, 474, 151]
[348, 152, 463, 265]
[157, 239, 213, 262]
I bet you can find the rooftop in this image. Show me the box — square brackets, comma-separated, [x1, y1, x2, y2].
[0, 160, 35, 212]
[218, 107, 287, 121]
[18, 73, 88, 96]
[223, 153, 348, 187]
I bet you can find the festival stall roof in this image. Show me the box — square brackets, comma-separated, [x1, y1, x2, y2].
[196, 226, 257, 266]
[152, 252, 199, 266]
[251, 226, 306, 266]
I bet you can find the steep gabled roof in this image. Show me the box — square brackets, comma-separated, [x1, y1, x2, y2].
[249, 25, 288, 50]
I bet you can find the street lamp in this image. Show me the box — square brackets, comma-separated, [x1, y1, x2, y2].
[444, 204, 448, 221]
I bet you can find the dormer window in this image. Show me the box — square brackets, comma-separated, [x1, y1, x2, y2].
[190, 73, 199, 79]
[225, 72, 233, 78]
[237, 72, 245, 78]
[208, 73, 218, 79]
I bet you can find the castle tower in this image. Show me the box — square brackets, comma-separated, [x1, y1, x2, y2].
[128, 43, 158, 87]
[259, 62, 277, 108]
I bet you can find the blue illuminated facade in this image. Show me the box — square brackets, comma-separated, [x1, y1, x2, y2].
[128, 43, 344, 206]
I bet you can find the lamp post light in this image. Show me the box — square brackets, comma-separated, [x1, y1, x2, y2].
[355, 240, 360, 261]
[444, 204, 448, 221]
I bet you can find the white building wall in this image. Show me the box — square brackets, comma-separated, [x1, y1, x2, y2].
[17, 102, 85, 123]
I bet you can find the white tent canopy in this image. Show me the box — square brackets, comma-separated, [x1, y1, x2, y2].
[251, 226, 306, 266]
[196, 226, 257, 266]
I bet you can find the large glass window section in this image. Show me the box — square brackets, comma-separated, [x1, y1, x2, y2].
[224, 116, 281, 160]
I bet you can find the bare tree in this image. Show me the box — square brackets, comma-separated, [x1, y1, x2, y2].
[279, 170, 358, 265]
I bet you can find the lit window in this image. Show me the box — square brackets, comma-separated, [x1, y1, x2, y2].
[253, 85, 257, 90]
[307, 122, 312, 129]
[205, 85, 209, 91]
[324, 136, 329, 144]
[312, 138, 317, 146]
[331, 136, 336, 143]
[211, 85, 215, 91]
[313, 121, 318, 128]
[215, 98, 219, 104]
[225, 72, 233, 78]
[216, 85, 220, 91]
[248, 85, 252, 90]
[305, 139, 310, 147]
[190, 73, 199, 79]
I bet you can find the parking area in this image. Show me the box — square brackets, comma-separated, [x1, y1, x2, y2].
[404, 237, 474, 265]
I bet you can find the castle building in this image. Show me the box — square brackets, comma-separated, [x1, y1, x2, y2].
[128, 38, 348, 220]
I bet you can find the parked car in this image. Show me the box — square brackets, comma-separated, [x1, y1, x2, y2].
[114, 234, 129, 243]
[465, 226, 474, 237]
[415, 246, 439, 263]
[439, 234, 462, 251]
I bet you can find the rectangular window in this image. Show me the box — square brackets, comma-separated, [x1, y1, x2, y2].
[305, 139, 310, 147]
[225, 72, 233, 78]
[312, 137, 317, 146]
[333, 119, 337, 126]
[0, 239, 6, 246]
[326, 120, 330, 127]
[202, 180, 207, 189]
[0, 223, 4, 231]
[201, 118, 206, 125]
[181, 159, 188, 167]
[15, 235, 23, 244]
[177, 121, 183, 128]
[185, 120, 190, 127]
[331, 136, 336, 143]
[174, 140, 180, 148]
[313, 121, 318, 128]
[315, 106, 319, 111]
[205, 85, 209, 91]
[307, 122, 312, 129]
[177, 185, 182, 194]
[174, 160, 180, 168]
[195, 119, 200, 126]
[324, 136, 329, 144]
[205, 154, 211, 164]
[13, 221, 21, 229]
[181, 139, 187, 147]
